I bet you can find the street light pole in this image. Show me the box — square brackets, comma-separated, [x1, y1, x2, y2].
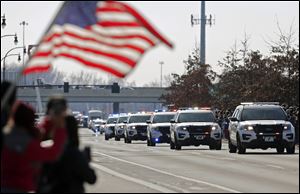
[20, 21, 28, 85]
[1, 33, 18, 45]
[2, 47, 24, 81]
[159, 61, 164, 87]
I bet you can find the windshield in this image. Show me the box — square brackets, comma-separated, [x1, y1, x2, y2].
[107, 117, 118, 124]
[178, 112, 215, 123]
[153, 114, 175, 123]
[118, 117, 128, 123]
[90, 116, 101, 120]
[129, 115, 151, 123]
[241, 108, 287, 121]
[89, 111, 102, 119]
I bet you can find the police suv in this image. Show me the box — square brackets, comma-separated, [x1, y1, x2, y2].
[146, 112, 176, 146]
[114, 115, 128, 141]
[170, 109, 222, 150]
[104, 116, 119, 141]
[228, 102, 296, 154]
[124, 113, 152, 143]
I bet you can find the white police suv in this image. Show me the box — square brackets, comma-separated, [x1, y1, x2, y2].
[228, 102, 296, 154]
[114, 115, 128, 141]
[146, 112, 176, 146]
[170, 109, 222, 150]
[124, 113, 152, 144]
[104, 116, 119, 141]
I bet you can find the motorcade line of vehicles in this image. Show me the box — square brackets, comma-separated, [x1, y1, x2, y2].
[83, 102, 296, 154]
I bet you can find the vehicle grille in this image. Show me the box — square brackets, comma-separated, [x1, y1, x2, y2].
[136, 126, 147, 133]
[254, 125, 283, 134]
[187, 126, 211, 135]
[158, 127, 170, 135]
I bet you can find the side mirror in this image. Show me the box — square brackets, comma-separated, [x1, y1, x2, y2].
[146, 120, 151, 124]
[286, 115, 292, 121]
[170, 119, 176, 123]
[229, 117, 238, 122]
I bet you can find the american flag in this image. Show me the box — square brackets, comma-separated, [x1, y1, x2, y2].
[23, 1, 173, 78]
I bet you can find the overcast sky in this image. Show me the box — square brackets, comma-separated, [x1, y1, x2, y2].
[1, 1, 299, 86]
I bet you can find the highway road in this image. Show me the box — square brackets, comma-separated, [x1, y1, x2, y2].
[79, 128, 299, 193]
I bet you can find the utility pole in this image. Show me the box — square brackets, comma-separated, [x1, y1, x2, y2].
[191, 1, 215, 65]
[20, 21, 28, 85]
[159, 61, 164, 87]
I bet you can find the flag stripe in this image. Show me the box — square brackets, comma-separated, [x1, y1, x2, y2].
[98, 21, 141, 27]
[98, 12, 136, 22]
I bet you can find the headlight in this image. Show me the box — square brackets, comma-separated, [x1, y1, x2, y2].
[211, 126, 217, 131]
[131, 126, 136, 130]
[283, 125, 290, 131]
[243, 125, 254, 131]
[182, 127, 187, 131]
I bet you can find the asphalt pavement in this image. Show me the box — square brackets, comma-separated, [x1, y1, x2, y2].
[79, 128, 299, 193]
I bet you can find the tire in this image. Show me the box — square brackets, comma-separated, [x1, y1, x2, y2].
[209, 143, 216, 150]
[170, 139, 175, 150]
[105, 135, 109, 141]
[228, 138, 237, 153]
[216, 140, 222, 150]
[174, 135, 181, 150]
[286, 144, 295, 154]
[276, 144, 285, 154]
[237, 135, 246, 154]
[115, 136, 120, 141]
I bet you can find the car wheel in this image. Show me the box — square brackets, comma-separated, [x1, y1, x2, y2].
[209, 142, 216, 150]
[286, 144, 295, 154]
[228, 138, 237, 153]
[237, 135, 246, 154]
[105, 135, 109, 141]
[276, 144, 285, 154]
[170, 139, 175, 150]
[115, 136, 120, 141]
[174, 135, 181, 150]
[216, 140, 222, 150]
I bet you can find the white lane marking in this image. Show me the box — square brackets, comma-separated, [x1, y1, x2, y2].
[266, 164, 285, 170]
[91, 163, 176, 193]
[151, 180, 190, 193]
[93, 151, 242, 193]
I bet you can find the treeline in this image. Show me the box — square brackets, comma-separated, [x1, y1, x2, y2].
[162, 30, 299, 110]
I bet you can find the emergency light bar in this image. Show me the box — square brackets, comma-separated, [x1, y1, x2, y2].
[240, 102, 280, 105]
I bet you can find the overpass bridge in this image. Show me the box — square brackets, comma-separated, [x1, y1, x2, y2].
[17, 86, 169, 113]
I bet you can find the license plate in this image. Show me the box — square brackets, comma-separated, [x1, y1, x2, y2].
[195, 135, 205, 140]
[263, 136, 274, 142]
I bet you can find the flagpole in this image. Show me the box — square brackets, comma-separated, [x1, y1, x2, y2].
[1, 1, 67, 113]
